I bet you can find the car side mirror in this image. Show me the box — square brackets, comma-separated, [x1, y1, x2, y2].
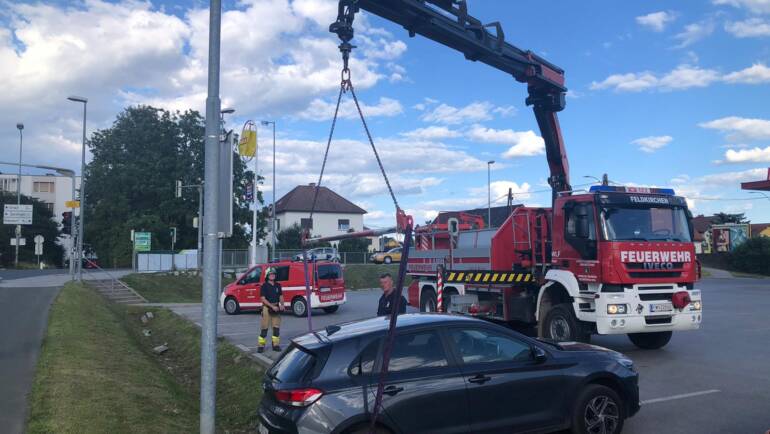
[238, 279, 245, 285]
[531, 346, 547, 363]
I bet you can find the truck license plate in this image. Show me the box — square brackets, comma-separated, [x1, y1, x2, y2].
[650, 302, 673, 313]
[320, 293, 342, 302]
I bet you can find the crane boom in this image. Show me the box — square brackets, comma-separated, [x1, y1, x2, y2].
[331, 0, 572, 200]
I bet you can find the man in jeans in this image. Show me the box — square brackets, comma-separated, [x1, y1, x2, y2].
[258, 268, 284, 352]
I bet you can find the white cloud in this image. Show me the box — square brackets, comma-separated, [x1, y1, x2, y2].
[725, 18, 770, 37]
[696, 168, 768, 185]
[492, 105, 518, 117]
[699, 116, 770, 141]
[466, 125, 545, 158]
[724, 146, 770, 162]
[421, 102, 494, 124]
[723, 63, 770, 83]
[400, 126, 460, 140]
[631, 135, 673, 153]
[636, 11, 677, 32]
[297, 97, 403, 121]
[673, 21, 715, 48]
[713, 0, 770, 14]
[590, 65, 719, 92]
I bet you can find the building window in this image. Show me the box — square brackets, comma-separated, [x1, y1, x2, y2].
[301, 218, 313, 229]
[275, 219, 280, 232]
[338, 219, 350, 231]
[43, 203, 54, 213]
[33, 181, 55, 193]
[0, 178, 16, 192]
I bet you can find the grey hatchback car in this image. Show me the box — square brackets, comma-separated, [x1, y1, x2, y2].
[258, 314, 639, 434]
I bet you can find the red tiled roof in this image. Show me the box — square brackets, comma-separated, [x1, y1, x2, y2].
[274, 184, 366, 214]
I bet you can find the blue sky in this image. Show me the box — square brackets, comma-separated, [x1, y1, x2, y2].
[2, 0, 769, 228]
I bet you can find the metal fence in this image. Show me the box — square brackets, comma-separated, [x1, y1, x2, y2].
[135, 249, 378, 272]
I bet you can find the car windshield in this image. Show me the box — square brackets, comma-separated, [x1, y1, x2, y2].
[601, 205, 692, 242]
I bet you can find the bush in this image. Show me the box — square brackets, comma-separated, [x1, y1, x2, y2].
[729, 237, 770, 275]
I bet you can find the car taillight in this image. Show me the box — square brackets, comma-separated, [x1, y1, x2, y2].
[274, 388, 323, 407]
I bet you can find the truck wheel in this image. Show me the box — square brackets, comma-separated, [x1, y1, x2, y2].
[627, 331, 672, 349]
[224, 297, 240, 315]
[323, 305, 339, 314]
[571, 384, 625, 434]
[384, 256, 392, 264]
[541, 303, 589, 343]
[291, 297, 308, 317]
[420, 289, 437, 312]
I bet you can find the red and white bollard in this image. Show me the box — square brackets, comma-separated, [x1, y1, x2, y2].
[436, 266, 444, 313]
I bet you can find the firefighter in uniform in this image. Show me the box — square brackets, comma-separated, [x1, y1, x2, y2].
[258, 267, 284, 352]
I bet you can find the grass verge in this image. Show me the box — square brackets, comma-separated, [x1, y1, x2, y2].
[122, 273, 234, 303]
[343, 264, 406, 289]
[27, 282, 264, 433]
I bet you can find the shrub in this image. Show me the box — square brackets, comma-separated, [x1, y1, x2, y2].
[729, 237, 770, 276]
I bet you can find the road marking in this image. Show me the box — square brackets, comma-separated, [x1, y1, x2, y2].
[641, 389, 720, 405]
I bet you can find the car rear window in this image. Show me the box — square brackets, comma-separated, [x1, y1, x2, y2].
[268, 345, 316, 384]
[317, 264, 342, 280]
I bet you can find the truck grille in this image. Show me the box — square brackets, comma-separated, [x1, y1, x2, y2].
[625, 262, 685, 270]
[639, 293, 672, 301]
[628, 271, 681, 278]
[645, 316, 672, 325]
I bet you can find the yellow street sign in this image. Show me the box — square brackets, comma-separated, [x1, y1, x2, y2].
[66, 200, 80, 208]
[238, 129, 257, 158]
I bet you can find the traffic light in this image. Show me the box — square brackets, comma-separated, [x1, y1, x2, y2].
[62, 212, 72, 235]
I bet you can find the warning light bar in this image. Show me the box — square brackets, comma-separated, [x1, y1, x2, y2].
[589, 185, 676, 195]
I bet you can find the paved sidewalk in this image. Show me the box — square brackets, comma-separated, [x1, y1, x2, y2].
[702, 267, 733, 279]
[0, 270, 132, 288]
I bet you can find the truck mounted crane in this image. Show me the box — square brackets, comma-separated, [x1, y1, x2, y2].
[329, 0, 702, 349]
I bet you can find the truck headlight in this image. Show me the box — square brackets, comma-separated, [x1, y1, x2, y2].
[607, 304, 627, 315]
[690, 300, 702, 311]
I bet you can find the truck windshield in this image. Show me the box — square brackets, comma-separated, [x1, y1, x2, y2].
[600, 206, 692, 242]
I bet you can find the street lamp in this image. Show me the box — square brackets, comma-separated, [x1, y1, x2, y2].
[15, 123, 23, 268]
[67, 95, 87, 280]
[261, 120, 276, 260]
[487, 160, 495, 226]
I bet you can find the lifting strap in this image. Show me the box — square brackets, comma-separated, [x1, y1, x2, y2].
[300, 46, 413, 434]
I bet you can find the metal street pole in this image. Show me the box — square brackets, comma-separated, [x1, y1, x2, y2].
[261, 120, 276, 260]
[68, 95, 88, 280]
[200, 0, 222, 432]
[198, 185, 204, 269]
[250, 128, 259, 266]
[487, 160, 494, 226]
[15, 123, 23, 268]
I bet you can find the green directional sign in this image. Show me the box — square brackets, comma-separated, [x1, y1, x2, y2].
[134, 232, 152, 252]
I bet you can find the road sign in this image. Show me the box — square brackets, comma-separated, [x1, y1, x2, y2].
[34, 235, 44, 244]
[35, 243, 43, 255]
[65, 200, 80, 208]
[4, 204, 33, 225]
[134, 232, 151, 252]
[10, 238, 26, 246]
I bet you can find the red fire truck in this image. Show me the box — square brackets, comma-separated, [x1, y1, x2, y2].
[317, 0, 704, 349]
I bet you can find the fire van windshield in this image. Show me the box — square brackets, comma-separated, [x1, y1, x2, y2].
[600, 205, 692, 242]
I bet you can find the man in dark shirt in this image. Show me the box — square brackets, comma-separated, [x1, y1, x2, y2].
[258, 267, 284, 352]
[377, 273, 407, 316]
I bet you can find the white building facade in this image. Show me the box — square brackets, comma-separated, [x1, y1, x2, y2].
[0, 173, 80, 224]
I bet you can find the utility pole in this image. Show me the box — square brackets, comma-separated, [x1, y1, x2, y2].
[200, 0, 222, 432]
[68, 95, 88, 280]
[15, 123, 23, 268]
[261, 120, 276, 260]
[487, 160, 495, 226]
[250, 128, 259, 266]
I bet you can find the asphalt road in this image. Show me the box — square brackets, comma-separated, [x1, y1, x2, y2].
[0, 286, 61, 434]
[171, 276, 770, 434]
[0, 269, 66, 281]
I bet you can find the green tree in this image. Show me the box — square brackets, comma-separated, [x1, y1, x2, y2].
[84, 106, 265, 267]
[0, 192, 64, 267]
[730, 236, 770, 275]
[713, 212, 748, 224]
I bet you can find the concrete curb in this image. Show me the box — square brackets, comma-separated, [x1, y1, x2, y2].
[236, 344, 274, 369]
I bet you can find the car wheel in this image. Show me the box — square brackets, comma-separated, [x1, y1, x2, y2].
[291, 297, 308, 317]
[571, 384, 624, 434]
[384, 256, 392, 264]
[541, 303, 590, 342]
[420, 289, 437, 312]
[627, 331, 672, 349]
[323, 305, 339, 314]
[224, 297, 240, 315]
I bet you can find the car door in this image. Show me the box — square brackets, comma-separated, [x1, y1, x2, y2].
[446, 327, 566, 433]
[240, 266, 262, 305]
[374, 329, 470, 434]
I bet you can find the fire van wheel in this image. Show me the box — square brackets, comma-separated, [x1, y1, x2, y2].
[542, 303, 589, 343]
[323, 305, 339, 314]
[420, 289, 437, 312]
[627, 331, 672, 349]
[383, 256, 392, 264]
[291, 297, 308, 317]
[224, 297, 240, 315]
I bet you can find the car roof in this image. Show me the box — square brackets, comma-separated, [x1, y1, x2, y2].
[292, 313, 482, 348]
